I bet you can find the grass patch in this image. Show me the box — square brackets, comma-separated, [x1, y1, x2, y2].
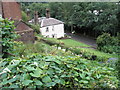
[61, 39, 90, 47]
[78, 48, 118, 61]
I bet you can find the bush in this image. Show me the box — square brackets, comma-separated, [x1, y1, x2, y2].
[0, 18, 18, 58]
[22, 11, 29, 22]
[96, 33, 119, 54]
[28, 24, 40, 34]
[12, 41, 53, 57]
[0, 54, 118, 88]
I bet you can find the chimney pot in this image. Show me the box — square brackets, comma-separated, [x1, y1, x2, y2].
[46, 8, 50, 18]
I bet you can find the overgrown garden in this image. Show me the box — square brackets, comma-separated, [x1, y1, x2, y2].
[0, 2, 120, 89]
[0, 17, 120, 89]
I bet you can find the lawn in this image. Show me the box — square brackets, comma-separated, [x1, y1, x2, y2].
[60, 39, 90, 47]
[78, 48, 118, 59]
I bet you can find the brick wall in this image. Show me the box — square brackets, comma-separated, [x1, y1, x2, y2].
[2, 2, 22, 20]
[16, 30, 35, 43]
[0, 1, 2, 17]
[15, 21, 35, 43]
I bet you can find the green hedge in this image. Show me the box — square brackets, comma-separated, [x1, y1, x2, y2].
[96, 33, 120, 54]
[0, 54, 118, 88]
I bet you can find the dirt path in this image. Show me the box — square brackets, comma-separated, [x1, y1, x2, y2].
[66, 33, 97, 48]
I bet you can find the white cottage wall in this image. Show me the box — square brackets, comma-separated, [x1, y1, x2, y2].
[40, 24, 64, 38]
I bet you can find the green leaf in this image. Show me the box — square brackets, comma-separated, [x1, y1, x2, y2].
[30, 68, 43, 77]
[54, 79, 61, 83]
[60, 79, 65, 85]
[22, 80, 33, 86]
[9, 84, 19, 88]
[34, 80, 43, 86]
[25, 66, 35, 71]
[2, 76, 17, 85]
[23, 74, 30, 80]
[79, 80, 88, 84]
[47, 69, 54, 75]
[61, 74, 67, 78]
[45, 82, 56, 87]
[42, 75, 52, 83]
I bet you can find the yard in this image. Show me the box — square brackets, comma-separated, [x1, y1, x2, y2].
[61, 39, 90, 48]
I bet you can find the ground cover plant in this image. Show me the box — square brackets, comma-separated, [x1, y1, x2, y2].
[0, 54, 118, 89]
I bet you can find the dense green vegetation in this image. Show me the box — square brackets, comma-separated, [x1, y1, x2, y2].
[21, 2, 120, 37]
[36, 35, 118, 62]
[1, 2, 120, 89]
[0, 18, 18, 58]
[0, 54, 118, 88]
[97, 33, 120, 54]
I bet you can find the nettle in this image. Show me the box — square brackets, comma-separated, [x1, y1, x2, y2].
[0, 18, 18, 58]
[0, 54, 118, 89]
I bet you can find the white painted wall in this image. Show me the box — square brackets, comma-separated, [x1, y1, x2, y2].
[0, 14, 2, 17]
[40, 24, 64, 38]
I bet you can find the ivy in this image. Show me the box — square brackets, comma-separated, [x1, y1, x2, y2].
[0, 18, 18, 58]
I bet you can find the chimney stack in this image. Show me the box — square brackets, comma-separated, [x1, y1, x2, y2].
[26, 9, 30, 21]
[34, 11, 38, 25]
[46, 8, 50, 18]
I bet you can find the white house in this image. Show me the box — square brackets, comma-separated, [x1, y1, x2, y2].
[29, 9, 64, 38]
[40, 17, 64, 38]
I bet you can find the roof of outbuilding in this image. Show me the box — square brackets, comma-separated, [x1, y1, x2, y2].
[40, 17, 64, 27]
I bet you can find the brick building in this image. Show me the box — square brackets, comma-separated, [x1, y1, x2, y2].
[0, 1, 34, 43]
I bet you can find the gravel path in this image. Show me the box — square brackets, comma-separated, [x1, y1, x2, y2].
[66, 33, 97, 48]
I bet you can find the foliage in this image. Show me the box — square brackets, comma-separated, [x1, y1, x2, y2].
[12, 41, 73, 57]
[0, 18, 18, 58]
[21, 2, 119, 37]
[116, 56, 120, 87]
[28, 23, 40, 34]
[21, 11, 29, 22]
[37, 35, 117, 62]
[21, 3, 49, 18]
[96, 33, 120, 54]
[49, 2, 118, 37]
[0, 54, 118, 88]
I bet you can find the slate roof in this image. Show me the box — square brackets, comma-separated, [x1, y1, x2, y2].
[40, 17, 64, 27]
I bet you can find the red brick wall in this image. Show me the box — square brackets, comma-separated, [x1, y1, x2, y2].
[15, 21, 35, 43]
[2, 2, 22, 20]
[16, 30, 35, 43]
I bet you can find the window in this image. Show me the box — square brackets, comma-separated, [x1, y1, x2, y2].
[46, 27, 49, 32]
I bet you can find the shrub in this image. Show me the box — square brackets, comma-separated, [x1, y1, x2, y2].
[12, 41, 53, 57]
[0, 18, 18, 58]
[28, 24, 40, 34]
[96, 33, 119, 54]
[0, 54, 118, 88]
[22, 11, 29, 22]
